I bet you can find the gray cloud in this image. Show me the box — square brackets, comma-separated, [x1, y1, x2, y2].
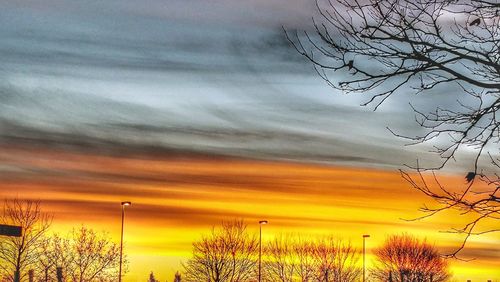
[0, 0, 459, 170]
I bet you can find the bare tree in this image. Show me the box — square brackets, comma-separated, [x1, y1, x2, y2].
[263, 235, 296, 282]
[64, 227, 121, 282]
[183, 220, 258, 282]
[287, 0, 500, 255]
[35, 236, 58, 282]
[293, 240, 315, 282]
[0, 199, 52, 282]
[35, 235, 72, 282]
[293, 237, 314, 282]
[310, 237, 361, 282]
[33, 227, 122, 282]
[263, 235, 360, 282]
[371, 234, 450, 282]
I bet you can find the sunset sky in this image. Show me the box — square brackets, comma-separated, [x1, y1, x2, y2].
[0, 1, 498, 281]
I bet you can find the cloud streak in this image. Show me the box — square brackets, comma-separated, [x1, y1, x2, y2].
[0, 0, 432, 169]
[0, 1, 497, 280]
[0, 147, 498, 280]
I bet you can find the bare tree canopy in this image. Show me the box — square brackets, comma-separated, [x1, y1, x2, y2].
[264, 235, 296, 282]
[183, 222, 362, 282]
[35, 227, 122, 282]
[35, 235, 72, 282]
[371, 234, 450, 282]
[264, 235, 361, 282]
[310, 237, 361, 282]
[287, 0, 499, 256]
[183, 220, 258, 282]
[293, 239, 315, 282]
[0, 199, 51, 282]
[64, 227, 122, 282]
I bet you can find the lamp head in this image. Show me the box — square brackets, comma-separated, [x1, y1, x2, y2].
[121, 201, 132, 206]
[363, 234, 370, 238]
[259, 220, 268, 225]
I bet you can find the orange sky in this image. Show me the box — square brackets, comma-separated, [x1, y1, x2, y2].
[0, 146, 498, 281]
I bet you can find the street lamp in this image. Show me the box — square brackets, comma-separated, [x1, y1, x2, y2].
[119, 201, 131, 282]
[258, 220, 268, 282]
[363, 234, 370, 282]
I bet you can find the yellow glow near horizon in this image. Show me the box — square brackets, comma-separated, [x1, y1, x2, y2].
[0, 147, 498, 281]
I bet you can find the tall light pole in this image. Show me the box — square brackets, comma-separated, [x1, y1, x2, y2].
[363, 234, 370, 282]
[258, 220, 268, 282]
[119, 201, 131, 282]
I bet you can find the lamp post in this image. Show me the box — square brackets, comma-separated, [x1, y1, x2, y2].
[258, 220, 268, 282]
[119, 201, 131, 282]
[363, 234, 370, 282]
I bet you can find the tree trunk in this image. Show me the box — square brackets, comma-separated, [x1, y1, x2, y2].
[28, 269, 34, 282]
[14, 252, 22, 282]
[56, 267, 64, 282]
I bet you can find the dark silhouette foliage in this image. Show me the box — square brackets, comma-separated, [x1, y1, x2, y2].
[148, 271, 159, 282]
[173, 271, 182, 282]
[0, 199, 51, 282]
[35, 227, 123, 282]
[182, 220, 258, 282]
[371, 234, 450, 282]
[287, 0, 500, 256]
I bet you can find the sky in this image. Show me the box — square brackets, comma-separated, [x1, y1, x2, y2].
[0, 1, 498, 281]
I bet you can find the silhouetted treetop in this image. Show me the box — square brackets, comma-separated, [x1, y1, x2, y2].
[371, 234, 450, 282]
[288, 0, 499, 257]
[288, 0, 499, 170]
[0, 199, 52, 282]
